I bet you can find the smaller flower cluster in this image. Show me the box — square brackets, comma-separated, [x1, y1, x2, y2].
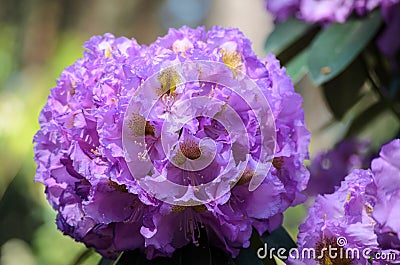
[266, 0, 399, 23]
[305, 139, 369, 196]
[291, 139, 400, 264]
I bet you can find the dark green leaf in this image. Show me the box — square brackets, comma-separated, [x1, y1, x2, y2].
[180, 244, 211, 265]
[97, 243, 238, 265]
[286, 48, 309, 84]
[308, 10, 382, 85]
[322, 56, 368, 119]
[264, 17, 312, 55]
[346, 101, 387, 137]
[210, 247, 236, 265]
[98, 250, 181, 265]
[234, 248, 264, 265]
[248, 229, 277, 265]
[98, 258, 115, 265]
[97, 252, 124, 265]
[210, 247, 235, 265]
[260, 227, 297, 262]
[396, 129, 400, 139]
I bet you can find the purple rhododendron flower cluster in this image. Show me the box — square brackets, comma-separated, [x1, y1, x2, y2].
[290, 139, 400, 264]
[33, 26, 310, 259]
[305, 139, 369, 196]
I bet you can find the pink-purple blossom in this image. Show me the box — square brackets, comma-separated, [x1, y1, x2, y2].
[265, 0, 399, 23]
[290, 139, 400, 264]
[369, 139, 400, 252]
[33, 26, 310, 259]
[305, 139, 369, 196]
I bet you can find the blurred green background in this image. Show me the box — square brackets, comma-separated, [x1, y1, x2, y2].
[1, 0, 398, 264]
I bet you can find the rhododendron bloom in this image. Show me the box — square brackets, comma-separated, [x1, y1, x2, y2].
[33, 26, 310, 259]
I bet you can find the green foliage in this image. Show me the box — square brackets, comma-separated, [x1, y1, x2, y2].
[235, 248, 264, 265]
[264, 17, 312, 55]
[0, 25, 17, 90]
[98, 245, 236, 265]
[259, 227, 297, 262]
[285, 48, 309, 84]
[322, 57, 368, 119]
[265, 7, 400, 149]
[307, 10, 382, 85]
[98, 226, 298, 265]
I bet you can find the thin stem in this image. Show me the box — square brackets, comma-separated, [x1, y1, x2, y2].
[70, 249, 93, 265]
[112, 252, 124, 265]
[367, 68, 400, 121]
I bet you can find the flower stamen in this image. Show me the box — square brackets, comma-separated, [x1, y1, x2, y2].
[315, 237, 353, 265]
[179, 139, 201, 160]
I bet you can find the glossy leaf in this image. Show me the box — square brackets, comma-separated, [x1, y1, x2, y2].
[307, 10, 382, 85]
[210, 248, 236, 265]
[180, 244, 211, 265]
[322, 56, 368, 119]
[234, 248, 264, 265]
[286, 48, 309, 84]
[346, 101, 387, 137]
[97, 258, 116, 265]
[96, 243, 239, 265]
[98, 250, 181, 265]
[265, 17, 312, 55]
[260, 227, 297, 262]
[248, 229, 278, 265]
